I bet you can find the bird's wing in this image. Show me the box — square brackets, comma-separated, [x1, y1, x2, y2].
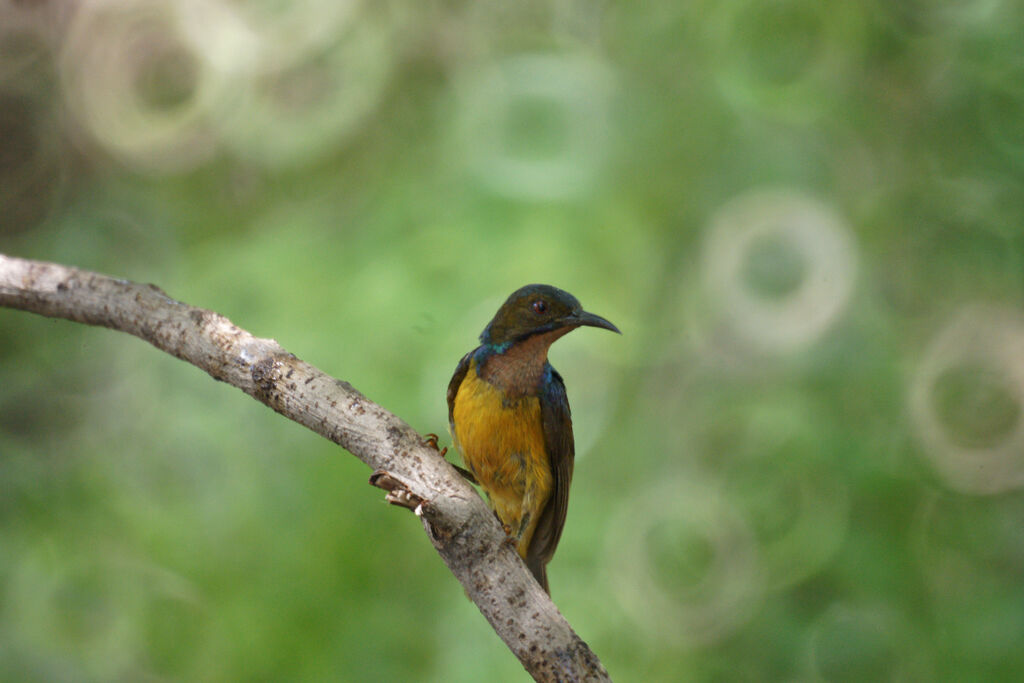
[447, 350, 473, 435]
[528, 368, 574, 593]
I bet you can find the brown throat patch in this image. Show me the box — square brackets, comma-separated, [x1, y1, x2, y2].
[478, 326, 575, 398]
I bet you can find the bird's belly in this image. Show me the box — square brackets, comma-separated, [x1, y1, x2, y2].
[452, 372, 551, 545]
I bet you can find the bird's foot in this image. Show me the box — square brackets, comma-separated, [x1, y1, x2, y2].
[452, 464, 478, 485]
[500, 523, 520, 551]
[422, 433, 478, 484]
[422, 433, 448, 458]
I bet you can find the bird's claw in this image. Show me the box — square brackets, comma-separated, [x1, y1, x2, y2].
[423, 433, 479, 484]
[422, 432, 448, 458]
[500, 524, 520, 551]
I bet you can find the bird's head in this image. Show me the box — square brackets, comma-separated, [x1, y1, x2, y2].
[480, 284, 620, 348]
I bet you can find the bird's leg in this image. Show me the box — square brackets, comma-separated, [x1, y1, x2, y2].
[495, 509, 532, 554]
[422, 433, 479, 484]
[452, 464, 478, 484]
[421, 432, 448, 458]
[501, 521, 519, 551]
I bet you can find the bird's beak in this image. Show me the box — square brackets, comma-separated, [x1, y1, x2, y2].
[571, 310, 621, 334]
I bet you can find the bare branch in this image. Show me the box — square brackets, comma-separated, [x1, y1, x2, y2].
[0, 253, 611, 682]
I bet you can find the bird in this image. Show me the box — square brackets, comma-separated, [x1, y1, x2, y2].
[447, 284, 620, 593]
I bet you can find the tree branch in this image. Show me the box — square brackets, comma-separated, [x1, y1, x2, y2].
[0, 253, 610, 683]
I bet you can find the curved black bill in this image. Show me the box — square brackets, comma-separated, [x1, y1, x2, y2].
[573, 310, 621, 334]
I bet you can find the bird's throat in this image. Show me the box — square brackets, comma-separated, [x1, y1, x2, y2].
[478, 327, 573, 398]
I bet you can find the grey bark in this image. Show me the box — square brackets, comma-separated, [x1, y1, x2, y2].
[0, 253, 611, 683]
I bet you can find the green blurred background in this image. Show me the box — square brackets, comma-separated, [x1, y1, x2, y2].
[2, 0, 1024, 680]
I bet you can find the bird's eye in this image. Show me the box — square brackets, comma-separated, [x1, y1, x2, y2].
[532, 300, 547, 314]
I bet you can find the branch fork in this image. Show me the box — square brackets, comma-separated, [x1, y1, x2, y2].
[369, 469, 432, 517]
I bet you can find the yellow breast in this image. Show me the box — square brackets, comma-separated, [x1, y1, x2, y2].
[451, 361, 552, 554]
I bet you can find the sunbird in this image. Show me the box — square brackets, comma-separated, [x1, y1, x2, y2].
[447, 284, 619, 593]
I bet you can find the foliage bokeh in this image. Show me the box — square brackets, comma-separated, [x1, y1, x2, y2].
[2, 1, 1024, 680]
